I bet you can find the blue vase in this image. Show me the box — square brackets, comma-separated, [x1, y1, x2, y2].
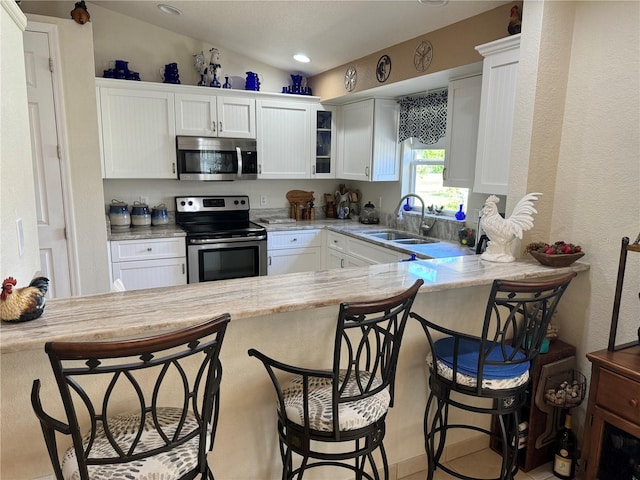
[455, 204, 466, 221]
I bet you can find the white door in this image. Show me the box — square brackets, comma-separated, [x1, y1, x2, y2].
[24, 28, 72, 298]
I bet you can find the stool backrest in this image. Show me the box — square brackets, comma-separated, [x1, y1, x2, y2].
[33, 314, 229, 479]
[331, 279, 423, 428]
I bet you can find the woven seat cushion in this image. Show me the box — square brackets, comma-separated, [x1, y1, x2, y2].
[281, 370, 390, 432]
[61, 407, 203, 480]
[430, 337, 530, 390]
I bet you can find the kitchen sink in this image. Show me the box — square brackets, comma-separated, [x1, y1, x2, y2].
[368, 231, 414, 241]
[392, 238, 439, 245]
[364, 230, 439, 244]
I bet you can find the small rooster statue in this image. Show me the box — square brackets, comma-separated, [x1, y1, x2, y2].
[479, 193, 541, 263]
[1, 276, 49, 322]
[508, 4, 522, 35]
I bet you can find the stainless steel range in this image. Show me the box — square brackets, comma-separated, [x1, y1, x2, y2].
[176, 195, 267, 283]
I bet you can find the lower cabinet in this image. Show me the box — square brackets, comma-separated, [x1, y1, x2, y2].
[326, 231, 402, 269]
[267, 229, 322, 275]
[110, 237, 186, 291]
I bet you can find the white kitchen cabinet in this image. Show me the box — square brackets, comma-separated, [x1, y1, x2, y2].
[98, 83, 176, 179]
[443, 74, 482, 188]
[337, 98, 400, 182]
[267, 229, 322, 275]
[312, 104, 336, 178]
[326, 231, 401, 269]
[256, 99, 311, 178]
[174, 93, 255, 138]
[110, 237, 186, 290]
[474, 34, 520, 195]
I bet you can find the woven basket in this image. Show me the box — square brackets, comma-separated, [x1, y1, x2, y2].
[529, 250, 584, 267]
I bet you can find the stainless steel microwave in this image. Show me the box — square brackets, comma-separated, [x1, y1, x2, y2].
[176, 136, 258, 181]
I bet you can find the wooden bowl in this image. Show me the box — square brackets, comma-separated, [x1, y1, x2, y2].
[529, 250, 584, 267]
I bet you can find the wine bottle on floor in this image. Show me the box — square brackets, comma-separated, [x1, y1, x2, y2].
[553, 412, 577, 479]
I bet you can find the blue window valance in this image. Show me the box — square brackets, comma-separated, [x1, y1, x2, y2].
[398, 89, 448, 145]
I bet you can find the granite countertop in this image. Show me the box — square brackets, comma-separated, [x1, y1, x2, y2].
[257, 219, 474, 259]
[0, 256, 589, 353]
[108, 224, 186, 241]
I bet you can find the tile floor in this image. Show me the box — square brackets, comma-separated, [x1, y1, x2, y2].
[402, 449, 560, 480]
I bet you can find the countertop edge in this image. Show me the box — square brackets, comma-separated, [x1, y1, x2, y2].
[1, 257, 589, 354]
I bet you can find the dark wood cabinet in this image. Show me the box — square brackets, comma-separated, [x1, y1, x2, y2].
[491, 339, 576, 472]
[580, 346, 640, 479]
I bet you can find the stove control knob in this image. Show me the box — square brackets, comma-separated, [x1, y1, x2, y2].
[180, 201, 186, 206]
[188, 201, 193, 206]
[241, 200, 246, 205]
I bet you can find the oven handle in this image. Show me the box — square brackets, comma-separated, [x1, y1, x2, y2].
[189, 235, 266, 245]
[236, 147, 243, 179]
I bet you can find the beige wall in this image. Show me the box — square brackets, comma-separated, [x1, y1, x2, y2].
[512, 0, 640, 432]
[310, 1, 519, 101]
[0, 1, 41, 283]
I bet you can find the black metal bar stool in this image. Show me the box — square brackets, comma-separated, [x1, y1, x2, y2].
[411, 272, 576, 480]
[249, 279, 423, 480]
[31, 314, 230, 480]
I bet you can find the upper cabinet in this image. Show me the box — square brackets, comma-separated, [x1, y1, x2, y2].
[256, 98, 312, 179]
[98, 82, 176, 179]
[337, 98, 400, 182]
[443, 74, 482, 188]
[312, 104, 336, 178]
[473, 34, 521, 195]
[174, 93, 255, 138]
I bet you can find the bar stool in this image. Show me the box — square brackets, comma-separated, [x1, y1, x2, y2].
[411, 272, 576, 480]
[31, 314, 230, 480]
[249, 279, 423, 480]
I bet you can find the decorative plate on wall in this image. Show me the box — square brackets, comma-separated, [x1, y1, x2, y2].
[344, 65, 357, 92]
[414, 40, 433, 72]
[376, 55, 391, 83]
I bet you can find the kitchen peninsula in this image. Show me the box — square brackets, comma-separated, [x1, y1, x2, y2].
[1, 257, 589, 479]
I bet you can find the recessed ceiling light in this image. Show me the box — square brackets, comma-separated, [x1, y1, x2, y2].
[293, 53, 311, 63]
[157, 4, 182, 15]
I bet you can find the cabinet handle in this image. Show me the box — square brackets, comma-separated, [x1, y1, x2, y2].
[313, 165, 316, 175]
[172, 162, 176, 174]
[219, 121, 223, 133]
[212, 121, 216, 133]
[443, 167, 447, 180]
[268, 256, 272, 266]
[291, 238, 297, 242]
[340, 258, 344, 268]
[182, 263, 185, 275]
[365, 166, 369, 178]
[630, 398, 639, 408]
[258, 164, 262, 174]
[147, 247, 152, 252]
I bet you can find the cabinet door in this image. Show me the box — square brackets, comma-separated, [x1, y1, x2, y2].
[100, 87, 176, 179]
[338, 99, 373, 181]
[312, 104, 336, 178]
[256, 99, 311, 178]
[112, 257, 186, 291]
[268, 247, 322, 275]
[217, 96, 256, 139]
[175, 93, 216, 136]
[370, 99, 400, 182]
[474, 35, 520, 195]
[444, 75, 482, 188]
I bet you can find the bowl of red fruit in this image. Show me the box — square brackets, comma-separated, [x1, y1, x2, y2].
[527, 241, 584, 267]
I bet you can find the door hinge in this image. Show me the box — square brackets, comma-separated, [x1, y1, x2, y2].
[57, 145, 62, 159]
[49, 57, 54, 72]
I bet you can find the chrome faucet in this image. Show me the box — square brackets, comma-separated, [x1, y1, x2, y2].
[395, 193, 433, 236]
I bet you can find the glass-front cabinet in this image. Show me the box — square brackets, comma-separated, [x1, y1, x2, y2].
[312, 104, 336, 178]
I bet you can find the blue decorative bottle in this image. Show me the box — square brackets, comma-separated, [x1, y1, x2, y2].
[455, 204, 466, 221]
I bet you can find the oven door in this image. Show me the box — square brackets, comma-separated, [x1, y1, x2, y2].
[187, 238, 266, 283]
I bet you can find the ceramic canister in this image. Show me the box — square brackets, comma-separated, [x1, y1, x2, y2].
[151, 204, 169, 226]
[131, 201, 151, 227]
[109, 200, 130, 229]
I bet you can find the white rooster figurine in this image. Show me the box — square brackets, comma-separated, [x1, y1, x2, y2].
[480, 193, 542, 262]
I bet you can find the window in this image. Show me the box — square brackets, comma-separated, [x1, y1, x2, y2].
[405, 140, 468, 215]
